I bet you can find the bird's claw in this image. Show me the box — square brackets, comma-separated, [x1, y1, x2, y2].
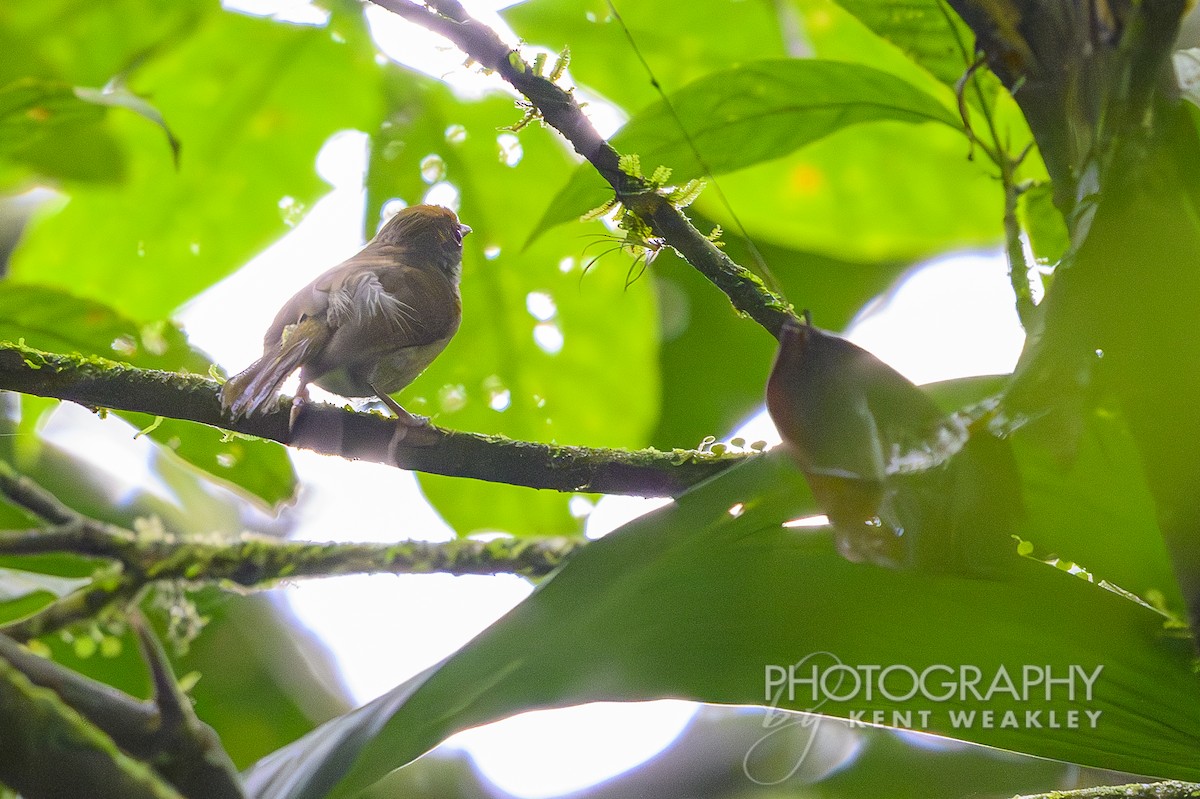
[288, 396, 304, 432]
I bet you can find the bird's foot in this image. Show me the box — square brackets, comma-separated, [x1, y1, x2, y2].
[370, 383, 429, 427]
[288, 385, 311, 433]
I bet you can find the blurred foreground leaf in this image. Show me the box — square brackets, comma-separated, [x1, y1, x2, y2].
[9, 7, 384, 320]
[245, 391, 1200, 797]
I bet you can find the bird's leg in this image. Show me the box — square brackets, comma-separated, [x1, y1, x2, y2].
[289, 382, 311, 432]
[370, 383, 428, 427]
[370, 382, 432, 462]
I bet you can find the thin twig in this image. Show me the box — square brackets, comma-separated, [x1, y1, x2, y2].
[953, 53, 1036, 328]
[1002, 144, 1038, 328]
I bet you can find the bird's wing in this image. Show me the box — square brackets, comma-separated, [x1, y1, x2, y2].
[324, 261, 460, 355]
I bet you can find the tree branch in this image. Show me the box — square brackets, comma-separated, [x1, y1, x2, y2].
[0, 651, 190, 799]
[0, 621, 245, 799]
[0, 461, 586, 640]
[368, 0, 798, 339]
[1016, 782, 1200, 799]
[0, 343, 749, 496]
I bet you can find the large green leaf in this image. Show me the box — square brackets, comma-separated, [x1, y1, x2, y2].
[9, 6, 385, 321]
[503, 0, 790, 115]
[698, 119, 1001, 260]
[831, 0, 976, 88]
[244, 408, 1200, 797]
[0, 79, 123, 186]
[0, 0, 205, 88]
[533, 58, 964, 240]
[502, 0, 957, 118]
[0, 0, 206, 189]
[365, 76, 659, 536]
[0, 283, 296, 508]
[1006, 119, 1200, 639]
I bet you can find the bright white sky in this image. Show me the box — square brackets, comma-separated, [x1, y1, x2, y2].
[44, 2, 1028, 797]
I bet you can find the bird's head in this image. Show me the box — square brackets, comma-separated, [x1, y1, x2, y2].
[373, 204, 472, 277]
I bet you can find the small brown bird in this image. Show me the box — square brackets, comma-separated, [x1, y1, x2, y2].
[220, 204, 470, 426]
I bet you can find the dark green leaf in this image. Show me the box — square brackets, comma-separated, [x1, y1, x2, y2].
[1006, 126, 1200, 637]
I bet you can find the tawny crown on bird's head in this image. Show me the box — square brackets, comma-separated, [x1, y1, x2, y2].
[373, 204, 471, 276]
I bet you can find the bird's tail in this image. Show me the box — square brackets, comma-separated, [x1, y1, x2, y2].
[220, 320, 325, 418]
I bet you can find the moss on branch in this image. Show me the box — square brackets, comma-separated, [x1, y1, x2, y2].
[0, 342, 750, 496]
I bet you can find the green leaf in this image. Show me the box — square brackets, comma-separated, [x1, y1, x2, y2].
[0, 0, 208, 88]
[531, 58, 964, 242]
[696, 120, 1002, 260]
[366, 76, 659, 536]
[245, 437, 1200, 798]
[9, 6, 385, 321]
[0, 283, 296, 508]
[832, 0, 976, 88]
[0, 570, 91, 631]
[503, 0, 790, 115]
[73, 85, 180, 167]
[1006, 127, 1200, 639]
[0, 553, 91, 602]
[1018, 181, 1069, 267]
[0, 78, 123, 185]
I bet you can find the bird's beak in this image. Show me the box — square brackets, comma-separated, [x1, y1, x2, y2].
[459, 223, 472, 237]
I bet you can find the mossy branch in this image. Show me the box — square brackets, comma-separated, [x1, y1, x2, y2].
[1016, 781, 1200, 799]
[0, 342, 749, 497]
[0, 617, 245, 799]
[368, 0, 798, 339]
[0, 461, 587, 641]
